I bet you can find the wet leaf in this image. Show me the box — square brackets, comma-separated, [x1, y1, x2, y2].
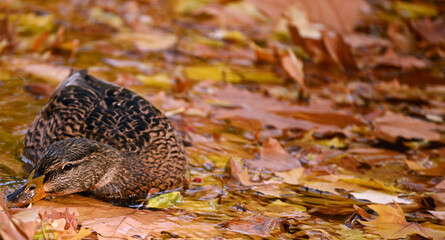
[229, 158, 262, 187]
[275, 168, 305, 185]
[245, 138, 301, 171]
[356, 203, 445, 239]
[219, 215, 289, 237]
[351, 190, 412, 204]
[145, 191, 182, 208]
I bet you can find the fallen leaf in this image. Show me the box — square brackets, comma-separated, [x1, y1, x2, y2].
[114, 31, 177, 52]
[245, 138, 301, 171]
[280, 48, 306, 94]
[0, 193, 37, 240]
[321, 30, 357, 69]
[340, 178, 402, 192]
[372, 48, 428, 70]
[184, 64, 283, 84]
[275, 167, 305, 185]
[295, 0, 370, 33]
[373, 113, 445, 142]
[229, 157, 262, 186]
[405, 159, 445, 176]
[102, 58, 153, 74]
[7, 58, 71, 83]
[393, 1, 438, 19]
[137, 73, 173, 89]
[44, 208, 78, 230]
[411, 18, 445, 45]
[145, 191, 182, 208]
[351, 190, 412, 204]
[212, 84, 359, 134]
[218, 215, 289, 237]
[195, 2, 267, 30]
[356, 202, 445, 239]
[32, 195, 220, 238]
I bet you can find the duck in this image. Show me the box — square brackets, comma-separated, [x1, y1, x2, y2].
[7, 70, 187, 207]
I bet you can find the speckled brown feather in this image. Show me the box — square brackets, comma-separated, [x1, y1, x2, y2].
[23, 70, 186, 201]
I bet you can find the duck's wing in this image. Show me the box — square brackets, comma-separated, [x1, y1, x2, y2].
[24, 70, 181, 163]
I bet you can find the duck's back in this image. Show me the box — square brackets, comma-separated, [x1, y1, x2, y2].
[24, 70, 184, 166]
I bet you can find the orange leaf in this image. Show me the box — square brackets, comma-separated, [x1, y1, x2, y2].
[357, 202, 445, 239]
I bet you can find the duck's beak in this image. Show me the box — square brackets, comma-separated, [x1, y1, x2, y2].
[6, 170, 46, 207]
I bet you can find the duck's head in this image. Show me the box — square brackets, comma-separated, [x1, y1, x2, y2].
[7, 138, 123, 207]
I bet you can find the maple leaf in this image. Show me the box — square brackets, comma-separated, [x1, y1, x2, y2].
[355, 203, 445, 239]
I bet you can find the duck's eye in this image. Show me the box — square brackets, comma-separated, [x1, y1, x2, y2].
[28, 184, 36, 191]
[62, 163, 74, 171]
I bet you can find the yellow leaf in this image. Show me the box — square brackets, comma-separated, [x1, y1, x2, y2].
[275, 168, 305, 185]
[339, 177, 402, 192]
[357, 203, 445, 239]
[137, 73, 173, 89]
[68, 227, 92, 240]
[145, 191, 182, 208]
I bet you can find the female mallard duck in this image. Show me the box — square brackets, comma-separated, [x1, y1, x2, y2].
[7, 70, 186, 207]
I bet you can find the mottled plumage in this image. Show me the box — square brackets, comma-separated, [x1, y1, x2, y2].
[7, 70, 186, 206]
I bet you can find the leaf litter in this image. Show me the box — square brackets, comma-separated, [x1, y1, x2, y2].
[0, 0, 445, 239]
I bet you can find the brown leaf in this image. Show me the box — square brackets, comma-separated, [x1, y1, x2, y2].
[295, 0, 370, 33]
[372, 48, 427, 70]
[404, 159, 445, 177]
[280, 48, 306, 94]
[373, 113, 445, 142]
[0, 193, 36, 240]
[321, 30, 357, 69]
[229, 157, 261, 186]
[212, 84, 361, 134]
[343, 34, 391, 49]
[24, 83, 55, 98]
[31, 194, 221, 239]
[219, 215, 289, 237]
[246, 138, 301, 171]
[114, 31, 177, 52]
[411, 18, 445, 45]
